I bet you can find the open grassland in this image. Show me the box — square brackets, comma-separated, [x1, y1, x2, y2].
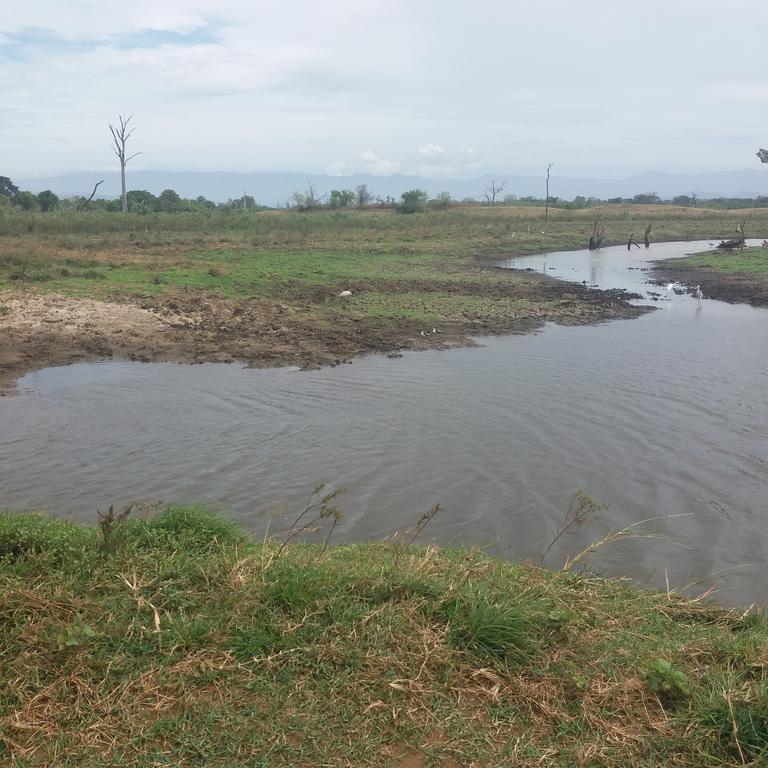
[2, 205, 767, 391]
[2, 508, 768, 767]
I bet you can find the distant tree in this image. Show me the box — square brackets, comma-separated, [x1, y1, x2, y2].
[0, 176, 19, 198]
[483, 177, 506, 206]
[607, 197, 623, 204]
[429, 191, 454, 210]
[397, 189, 428, 213]
[17, 191, 37, 211]
[109, 115, 141, 213]
[126, 189, 157, 214]
[194, 195, 216, 210]
[157, 189, 182, 213]
[292, 182, 325, 212]
[355, 184, 372, 208]
[632, 192, 660, 204]
[329, 189, 356, 209]
[37, 190, 60, 212]
[671, 195, 691, 206]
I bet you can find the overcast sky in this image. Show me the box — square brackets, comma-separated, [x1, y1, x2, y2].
[3, 0, 768, 179]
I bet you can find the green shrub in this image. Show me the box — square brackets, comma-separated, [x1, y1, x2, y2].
[0, 513, 96, 566]
[637, 657, 691, 705]
[439, 591, 534, 660]
[139, 506, 246, 552]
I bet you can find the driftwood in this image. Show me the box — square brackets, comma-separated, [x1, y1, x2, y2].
[644, 223, 652, 248]
[627, 233, 640, 250]
[717, 237, 745, 250]
[77, 179, 104, 211]
[588, 221, 604, 250]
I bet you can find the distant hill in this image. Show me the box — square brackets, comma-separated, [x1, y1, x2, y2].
[16, 169, 768, 206]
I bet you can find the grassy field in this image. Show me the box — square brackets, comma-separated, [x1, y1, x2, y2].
[1, 205, 766, 321]
[663, 246, 768, 275]
[1, 507, 767, 767]
[2, 205, 767, 391]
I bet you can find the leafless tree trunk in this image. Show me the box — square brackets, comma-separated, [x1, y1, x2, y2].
[483, 177, 506, 206]
[77, 179, 104, 211]
[588, 220, 605, 250]
[109, 115, 141, 213]
[691, 193, 698, 209]
[544, 163, 554, 224]
[643, 223, 652, 248]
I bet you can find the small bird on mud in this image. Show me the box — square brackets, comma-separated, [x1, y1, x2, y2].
[338, 290, 352, 298]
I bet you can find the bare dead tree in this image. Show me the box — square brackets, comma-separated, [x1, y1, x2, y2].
[109, 115, 141, 213]
[644, 223, 653, 248]
[627, 233, 640, 250]
[292, 182, 326, 212]
[77, 179, 104, 211]
[737, 218, 747, 248]
[483, 177, 506, 206]
[690, 192, 698, 209]
[544, 162, 554, 224]
[588, 220, 605, 250]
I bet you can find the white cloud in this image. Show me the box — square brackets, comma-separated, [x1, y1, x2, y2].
[417, 144, 445, 159]
[2, 0, 768, 177]
[359, 149, 400, 176]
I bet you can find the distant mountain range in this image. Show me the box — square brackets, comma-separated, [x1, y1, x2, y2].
[16, 169, 768, 206]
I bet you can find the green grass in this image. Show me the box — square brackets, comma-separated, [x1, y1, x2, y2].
[5, 205, 766, 330]
[663, 245, 768, 274]
[2, 508, 767, 766]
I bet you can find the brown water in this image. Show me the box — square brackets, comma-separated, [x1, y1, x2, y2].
[2, 241, 767, 604]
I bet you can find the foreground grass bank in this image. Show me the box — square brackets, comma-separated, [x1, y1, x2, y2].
[2, 508, 767, 767]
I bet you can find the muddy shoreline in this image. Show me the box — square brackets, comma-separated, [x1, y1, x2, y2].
[651, 261, 768, 307]
[0, 276, 644, 395]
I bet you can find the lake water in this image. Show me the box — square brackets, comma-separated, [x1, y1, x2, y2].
[2, 241, 766, 605]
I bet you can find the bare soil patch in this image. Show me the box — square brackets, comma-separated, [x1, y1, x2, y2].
[0, 275, 644, 395]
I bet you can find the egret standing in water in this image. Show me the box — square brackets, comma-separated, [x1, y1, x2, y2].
[665, 282, 676, 300]
[695, 285, 704, 301]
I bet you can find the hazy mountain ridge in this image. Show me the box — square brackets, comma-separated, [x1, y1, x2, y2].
[16, 169, 768, 206]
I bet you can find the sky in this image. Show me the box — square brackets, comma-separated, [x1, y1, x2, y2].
[2, 0, 768, 180]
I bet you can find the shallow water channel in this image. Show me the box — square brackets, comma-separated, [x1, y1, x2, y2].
[2, 241, 767, 604]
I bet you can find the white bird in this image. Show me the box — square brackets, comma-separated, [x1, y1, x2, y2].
[665, 282, 676, 300]
[695, 285, 703, 300]
[432, 327, 441, 334]
[338, 290, 352, 298]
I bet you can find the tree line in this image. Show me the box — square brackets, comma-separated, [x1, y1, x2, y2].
[4, 174, 768, 214]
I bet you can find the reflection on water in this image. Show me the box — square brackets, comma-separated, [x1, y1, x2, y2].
[1, 242, 767, 605]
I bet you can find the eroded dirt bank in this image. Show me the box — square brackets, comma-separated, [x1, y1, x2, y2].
[652, 262, 768, 307]
[0, 278, 644, 395]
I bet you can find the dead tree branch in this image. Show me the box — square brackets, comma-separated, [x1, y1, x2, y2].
[77, 180, 104, 211]
[483, 177, 506, 206]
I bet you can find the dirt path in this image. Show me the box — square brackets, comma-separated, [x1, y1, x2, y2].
[0, 281, 644, 395]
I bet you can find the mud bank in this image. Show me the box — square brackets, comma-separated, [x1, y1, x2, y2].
[0, 278, 643, 395]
